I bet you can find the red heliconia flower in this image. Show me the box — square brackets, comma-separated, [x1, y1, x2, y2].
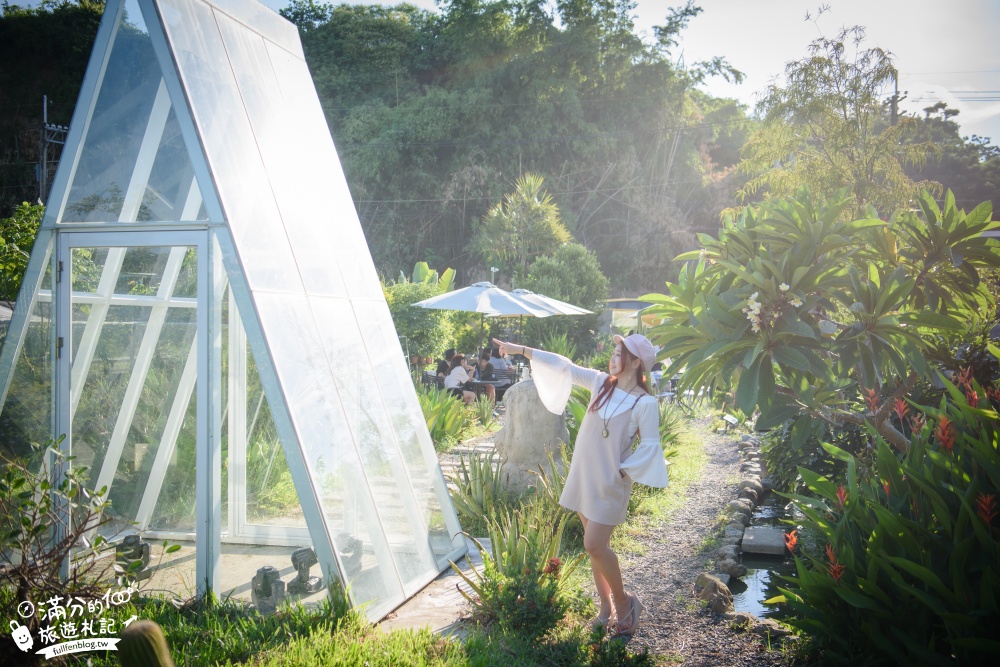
[825, 543, 837, 563]
[829, 561, 846, 582]
[883, 480, 891, 498]
[966, 389, 980, 406]
[957, 365, 975, 391]
[784, 530, 798, 552]
[987, 386, 1000, 403]
[935, 416, 956, 453]
[911, 498, 919, 516]
[836, 484, 848, 510]
[977, 493, 998, 525]
[909, 412, 926, 432]
[543, 557, 562, 576]
[893, 397, 909, 422]
[863, 387, 879, 413]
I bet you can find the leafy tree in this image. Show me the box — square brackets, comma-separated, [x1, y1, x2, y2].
[736, 27, 936, 217]
[523, 242, 608, 353]
[0, 1, 104, 216]
[904, 102, 1000, 213]
[0, 201, 42, 303]
[383, 266, 454, 360]
[472, 173, 570, 285]
[644, 187, 1000, 452]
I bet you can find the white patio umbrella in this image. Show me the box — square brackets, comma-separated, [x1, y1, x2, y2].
[412, 281, 551, 348]
[510, 289, 593, 316]
[500, 288, 594, 342]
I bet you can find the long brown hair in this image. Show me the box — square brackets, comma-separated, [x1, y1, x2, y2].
[589, 344, 649, 412]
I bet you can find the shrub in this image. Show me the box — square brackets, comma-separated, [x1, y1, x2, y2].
[523, 243, 609, 355]
[448, 450, 508, 527]
[0, 441, 116, 630]
[540, 331, 578, 362]
[773, 378, 1000, 663]
[415, 383, 468, 448]
[473, 394, 496, 428]
[0, 201, 42, 302]
[453, 496, 583, 640]
[383, 280, 452, 360]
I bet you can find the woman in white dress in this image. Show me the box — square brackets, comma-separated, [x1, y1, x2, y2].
[492, 334, 669, 635]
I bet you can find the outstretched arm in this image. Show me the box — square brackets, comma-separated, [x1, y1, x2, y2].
[493, 338, 532, 360]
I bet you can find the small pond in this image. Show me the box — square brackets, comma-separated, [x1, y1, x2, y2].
[730, 493, 797, 619]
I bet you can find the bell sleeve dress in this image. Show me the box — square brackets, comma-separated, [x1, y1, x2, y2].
[529, 350, 670, 525]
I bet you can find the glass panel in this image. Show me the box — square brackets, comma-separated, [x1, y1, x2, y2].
[66, 243, 197, 542]
[354, 300, 462, 565]
[254, 292, 405, 611]
[309, 296, 440, 589]
[62, 0, 208, 224]
[215, 13, 346, 299]
[265, 41, 381, 301]
[158, 0, 303, 293]
[0, 261, 53, 458]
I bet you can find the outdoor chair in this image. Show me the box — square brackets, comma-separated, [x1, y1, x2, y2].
[494, 368, 519, 403]
[421, 371, 444, 390]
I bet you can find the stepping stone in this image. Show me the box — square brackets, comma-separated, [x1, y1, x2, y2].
[741, 526, 787, 555]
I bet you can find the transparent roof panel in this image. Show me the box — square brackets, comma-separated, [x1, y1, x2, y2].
[158, 0, 304, 294]
[63, 0, 209, 224]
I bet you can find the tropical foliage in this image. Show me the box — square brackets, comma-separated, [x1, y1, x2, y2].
[0, 201, 42, 302]
[772, 381, 1000, 663]
[644, 187, 1000, 452]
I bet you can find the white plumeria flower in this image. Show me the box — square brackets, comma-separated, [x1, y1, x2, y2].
[790, 296, 803, 307]
[751, 322, 761, 333]
[779, 283, 790, 292]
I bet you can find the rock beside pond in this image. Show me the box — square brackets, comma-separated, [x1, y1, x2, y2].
[716, 544, 740, 561]
[724, 525, 745, 539]
[717, 558, 748, 578]
[754, 618, 793, 638]
[695, 572, 734, 614]
[494, 379, 569, 492]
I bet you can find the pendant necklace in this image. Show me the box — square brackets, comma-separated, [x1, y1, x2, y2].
[601, 387, 637, 438]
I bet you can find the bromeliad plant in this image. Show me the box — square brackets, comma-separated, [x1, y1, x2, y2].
[451, 496, 584, 640]
[416, 383, 469, 447]
[447, 450, 509, 527]
[770, 379, 1000, 663]
[643, 188, 1000, 453]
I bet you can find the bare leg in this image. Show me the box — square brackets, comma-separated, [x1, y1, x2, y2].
[580, 513, 627, 624]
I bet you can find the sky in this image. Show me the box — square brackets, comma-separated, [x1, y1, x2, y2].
[258, 0, 1000, 144]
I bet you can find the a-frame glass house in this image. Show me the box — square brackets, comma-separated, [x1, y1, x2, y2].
[0, 0, 464, 621]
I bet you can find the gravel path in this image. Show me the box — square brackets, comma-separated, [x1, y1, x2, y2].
[439, 416, 793, 665]
[617, 417, 788, 666]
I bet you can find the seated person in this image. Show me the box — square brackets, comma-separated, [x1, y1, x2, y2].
[436, 348, 456, 380]
[443, 354, 476, 405]
[474, 350, 496, 403]
[489, 345, 516, 385]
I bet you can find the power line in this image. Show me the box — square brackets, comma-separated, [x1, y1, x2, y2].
[339, 117, 751, 150]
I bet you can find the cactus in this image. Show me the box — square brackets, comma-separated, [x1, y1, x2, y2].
[117, 620, 175, 667]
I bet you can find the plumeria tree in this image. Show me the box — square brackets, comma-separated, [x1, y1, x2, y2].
[644, 187, 1000, 662]
[643, 187, 1000, 451]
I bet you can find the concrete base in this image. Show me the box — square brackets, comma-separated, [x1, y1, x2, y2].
[378, 536, 488, 638]
[741, 527, 788, 555]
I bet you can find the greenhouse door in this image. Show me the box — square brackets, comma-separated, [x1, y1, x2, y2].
[53, 231, 214, 582]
